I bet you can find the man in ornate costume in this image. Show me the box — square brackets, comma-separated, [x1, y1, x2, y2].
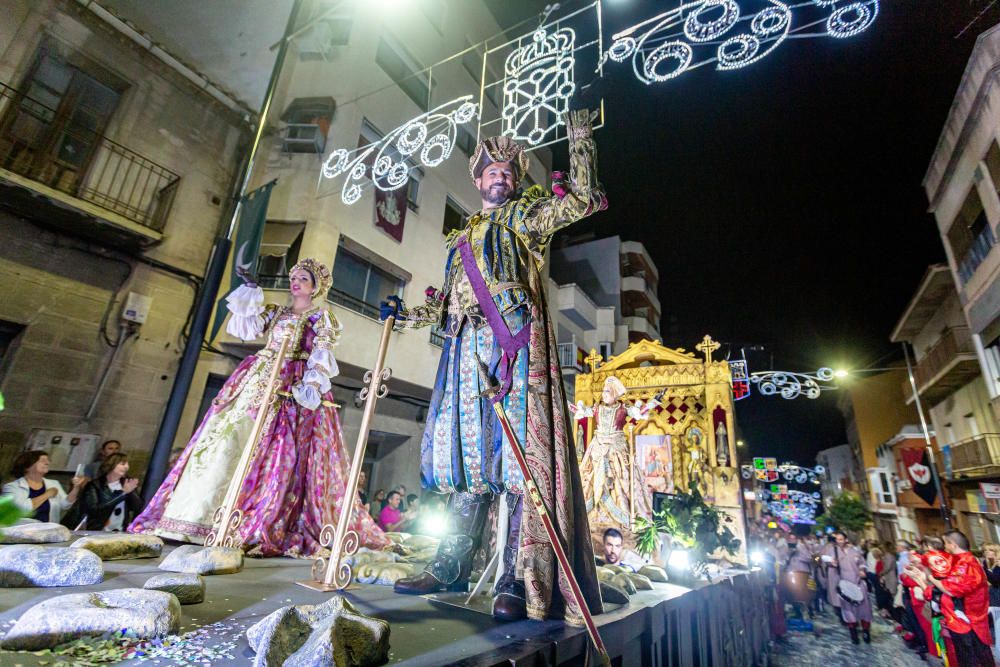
[131, 259, 388, 557]
[385, 109, 606, 624]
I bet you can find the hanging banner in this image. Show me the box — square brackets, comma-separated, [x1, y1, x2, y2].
[901, 447, 937, 506]
[729, 359, 750, 400]
[374, 181, 408, 243]
[209, 180, 278, 341]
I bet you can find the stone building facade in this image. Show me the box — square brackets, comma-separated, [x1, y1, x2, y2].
[0, 0, 248, 477]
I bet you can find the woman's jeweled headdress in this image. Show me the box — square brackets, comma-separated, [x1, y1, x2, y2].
[289, 258, 332, 297]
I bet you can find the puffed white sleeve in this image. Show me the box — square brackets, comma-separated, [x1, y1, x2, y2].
[625, 398, 659, 421]
[225, 284, 266, 341]
[291, 310, 342, 410]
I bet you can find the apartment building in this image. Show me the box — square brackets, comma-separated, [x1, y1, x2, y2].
[921, 21, 1000, 545]
[837, 370, 919, 535]
[815, 443, 859, 506]
[550, 235, 662, 346]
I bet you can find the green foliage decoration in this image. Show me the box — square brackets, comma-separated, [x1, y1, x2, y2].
[633, 485, 741, 562]
[816, 491, 871, 534]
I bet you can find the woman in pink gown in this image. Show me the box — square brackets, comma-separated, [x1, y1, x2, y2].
[130, 259, 388, 557]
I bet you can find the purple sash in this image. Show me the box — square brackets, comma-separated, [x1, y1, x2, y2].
[455, 233, 531, 403]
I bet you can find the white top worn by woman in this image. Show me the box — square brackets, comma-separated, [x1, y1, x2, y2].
[2, 477, 70, 523]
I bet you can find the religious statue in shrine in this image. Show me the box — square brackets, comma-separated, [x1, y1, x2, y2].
[569, 376, 661, 540]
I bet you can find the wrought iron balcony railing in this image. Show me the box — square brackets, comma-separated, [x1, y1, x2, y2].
[327, 288, 381, 320]
[0, 81, 180, 232]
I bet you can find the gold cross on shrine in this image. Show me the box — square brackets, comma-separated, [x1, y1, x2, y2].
[585, 348, 603, 374]
[696, 335, 720, 364]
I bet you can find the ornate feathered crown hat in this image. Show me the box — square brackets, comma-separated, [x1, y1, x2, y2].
[469, 135, 529, 180]
[289, 258, 332, 298]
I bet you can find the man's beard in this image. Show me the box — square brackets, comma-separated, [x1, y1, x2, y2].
[480, 182, 514, 205]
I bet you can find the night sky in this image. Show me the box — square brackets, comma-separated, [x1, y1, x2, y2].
[485, 0, 1000, 464]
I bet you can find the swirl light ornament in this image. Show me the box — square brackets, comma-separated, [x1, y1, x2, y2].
[321, 96, 479, 205]
[603, 0, 879, 85]
[750, 367, 836, 399]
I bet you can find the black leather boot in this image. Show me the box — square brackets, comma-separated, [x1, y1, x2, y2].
[862, 628, 870, 644]
[492, 494, 527, 621]
[848, 625, 859, 645]
[394, 492, 490, 595]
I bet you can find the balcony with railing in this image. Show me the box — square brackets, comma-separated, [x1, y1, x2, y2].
[557, 342, 584, 371]
[948, 433, 1000, 478]
[903, 326, 981, 405]
[0, 81, 179, 245]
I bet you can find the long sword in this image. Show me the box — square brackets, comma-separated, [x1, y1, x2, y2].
[482, 375, 610, 667]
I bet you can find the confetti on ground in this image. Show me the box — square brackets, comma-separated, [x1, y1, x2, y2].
[1, 620, 250, 666]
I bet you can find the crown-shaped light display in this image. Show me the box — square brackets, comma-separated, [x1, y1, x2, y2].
[501, 26, 577, 146]
[504, 27, 575, 78]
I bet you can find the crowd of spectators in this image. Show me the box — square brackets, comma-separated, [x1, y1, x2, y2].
[754, 521, 997, 665]
[2, 439, 143, 532]
[357, 476, 447, 536]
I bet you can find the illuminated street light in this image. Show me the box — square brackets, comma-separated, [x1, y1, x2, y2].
[834, 369, 849, 378]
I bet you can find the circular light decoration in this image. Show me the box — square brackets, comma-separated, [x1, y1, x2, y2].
[372, 155, 409, 190]
[342, 162, 367, 206]
[420, 134, 453, 167]
[684, 0, 741, 43]
[751, 6, 790, 36]
[321, 149, 350, 179]
[455, 101, 478, 124]
[607, 37, 637, 63]
[827, 2, 878, 39]
[717, 35, 761, 70]
[642, 42, 693, 83]
[396, 122, 427, 156]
